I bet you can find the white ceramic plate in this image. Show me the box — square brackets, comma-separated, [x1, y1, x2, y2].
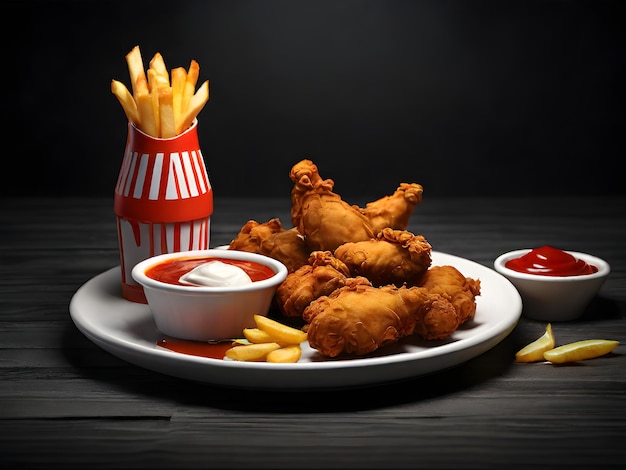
[69, 252, 522, 390]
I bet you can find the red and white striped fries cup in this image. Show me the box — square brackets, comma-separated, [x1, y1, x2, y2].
[114, 119, 213, 303]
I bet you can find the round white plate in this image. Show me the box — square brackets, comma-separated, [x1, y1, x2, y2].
[69, 252, 522, 390]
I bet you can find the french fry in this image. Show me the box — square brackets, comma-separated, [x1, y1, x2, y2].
[110, 79, 140, 125]
[135, 90, 158, 138]
[150, 85, 160, 136]
[543, 339, 619, 364]
[171, 67, 187, 127]
[182, 59, 200, 114]
[149, 52, 169, 88]
[253, 314, 308, 345]
[114, 46, 210, 138]
[515, 323, 555, 363]
[176, 80, 209, 134]
[158, 86, 176, 138]
[147, 67, 168, 94]
[225, 342, 281, 362]
[243, 327, 275, 344]
[234, 317, 308, 363]
[267, 345, 302, 363]
[125, 45, 148, 97]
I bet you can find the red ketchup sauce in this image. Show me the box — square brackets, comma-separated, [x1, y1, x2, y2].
[157, 338, 236, 359]
[504, 245, 598, 277]
[145, 256, 275, 286]
[150, 256, 276, 359]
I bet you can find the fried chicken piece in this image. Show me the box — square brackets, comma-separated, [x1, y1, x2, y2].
[412, 292, 462, 342]
[290, 159, 375, 252]
[275, 251, 352, 318]
[418, 265, 481, 325]
[304, 279, 460, 357]
[333, 228, 432, 287]
[360, 183, 424, 234]
[228, 218, 310, 273]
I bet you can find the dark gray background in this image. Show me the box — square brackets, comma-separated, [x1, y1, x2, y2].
[4, 0, 624, 199]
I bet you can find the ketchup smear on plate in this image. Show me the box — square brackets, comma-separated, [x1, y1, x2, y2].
[145, 256, 275, 286]
[157, 338, 235, 359]
[504, 245, 598, 276]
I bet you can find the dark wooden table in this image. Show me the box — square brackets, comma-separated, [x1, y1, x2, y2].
[1, 195, 625, 469]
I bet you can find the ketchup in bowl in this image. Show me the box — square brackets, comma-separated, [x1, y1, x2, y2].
[145, 256, 276, 286]
[504, 246, 598, 277]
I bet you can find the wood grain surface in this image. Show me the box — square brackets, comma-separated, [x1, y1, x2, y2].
[1, 196, 624, 469]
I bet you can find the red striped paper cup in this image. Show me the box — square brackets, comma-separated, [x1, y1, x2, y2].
[114, 120, 213, 303]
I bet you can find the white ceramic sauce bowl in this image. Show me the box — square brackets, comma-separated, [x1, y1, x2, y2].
[132, 249, 288, 341]
[494, 249, 610, 322]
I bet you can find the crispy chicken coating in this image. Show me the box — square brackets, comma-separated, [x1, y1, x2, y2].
[275, 251, 351, 318]
[418, 265, 481, 325]
[228, 160, 480, 360]
[289, 160, 426, 253]
[290, 159, 376, 252]
[360, 183, 424, 234]
[304, 279, 460, 357]
[334, 228, 432, 287]
[228, 218, 310, 273]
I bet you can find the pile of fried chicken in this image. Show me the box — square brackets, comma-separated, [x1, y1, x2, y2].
[228, 159, 481, 358]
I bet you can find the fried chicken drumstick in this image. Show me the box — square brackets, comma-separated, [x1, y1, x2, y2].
[225, 159, 482, 359]
[334, 228, 432, 287]
[275, 251, 351, 318]
[360, 183, 424, 235]
[418, 265, 482, 325]
[303, 278, 460, 357]
[290, 159, 375, 252]
[228, 218, 310, 273]
[289, 159, 426, 252]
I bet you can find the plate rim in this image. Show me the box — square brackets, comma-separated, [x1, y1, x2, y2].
[69, 251, 522, 389]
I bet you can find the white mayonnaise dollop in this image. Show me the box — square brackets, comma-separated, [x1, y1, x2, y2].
[179, 260, 253, 287]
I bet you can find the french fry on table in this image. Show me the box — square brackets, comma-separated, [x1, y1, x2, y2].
[543, 339, 619, 364]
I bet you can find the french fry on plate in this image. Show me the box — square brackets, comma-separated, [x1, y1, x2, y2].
[226, 315, 308, 363]
[253, 314, 308, 345]
[267, 345, 302, 363]
[243, 327, 276, 345]
[225, 342, 281, 362]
